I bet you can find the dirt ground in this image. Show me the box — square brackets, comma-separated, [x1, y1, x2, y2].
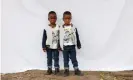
[1, 70, 133, 80]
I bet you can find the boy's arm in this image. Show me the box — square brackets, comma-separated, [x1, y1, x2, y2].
[57, 39, 61, 50]
[57, 27, 62, 50]
[75, 28, 81, 49]
[42, 29, 47, 50]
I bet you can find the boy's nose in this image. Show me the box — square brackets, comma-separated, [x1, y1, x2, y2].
[66, 19, 69, 22]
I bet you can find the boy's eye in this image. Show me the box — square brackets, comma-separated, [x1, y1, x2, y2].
[50, 17, 57, 19]
[64, 18, 71, 20]
[49, 16, 57, 19]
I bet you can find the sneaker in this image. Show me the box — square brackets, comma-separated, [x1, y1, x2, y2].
[46, 68, 52, 75]
[64, 69, 69, 77]
[54, 68, 60, 75]
[75, 69, 82, 76]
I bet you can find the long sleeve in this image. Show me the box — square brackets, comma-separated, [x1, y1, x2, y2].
[75, 28, 81, 48]
[57, 30, 61, 49]
[42, 29, 47, 48]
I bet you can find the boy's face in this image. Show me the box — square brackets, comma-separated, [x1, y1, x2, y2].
[48, 14, 57, 24]
[63, 15, 71, 25]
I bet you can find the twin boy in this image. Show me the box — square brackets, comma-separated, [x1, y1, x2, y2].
[42, 11, 82, 76]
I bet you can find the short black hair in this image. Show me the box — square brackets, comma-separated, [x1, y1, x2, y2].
[48, 11, 56, 16]
[63, 11, 71, 17]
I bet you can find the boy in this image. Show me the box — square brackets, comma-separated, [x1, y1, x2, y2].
[60, 11, 82, 76]
[42, 11, 60, 75]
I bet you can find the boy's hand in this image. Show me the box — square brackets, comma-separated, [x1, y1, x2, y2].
[77, 46, 81, 49]
[58, 48, 62, 51]
[43, 48, 46, 52]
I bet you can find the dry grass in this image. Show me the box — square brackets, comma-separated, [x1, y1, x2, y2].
[1, 70, 133, 80]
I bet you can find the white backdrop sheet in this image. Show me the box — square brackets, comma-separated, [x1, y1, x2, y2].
[1, 0, 133, 73]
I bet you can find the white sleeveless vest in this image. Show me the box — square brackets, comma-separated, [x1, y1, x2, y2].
[60, 25, 77, 50]
[46, 25, 59, 49]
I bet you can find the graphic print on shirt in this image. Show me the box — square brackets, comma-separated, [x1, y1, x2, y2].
[52, 30, 59, 45]
[63, 28, 75, 44]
